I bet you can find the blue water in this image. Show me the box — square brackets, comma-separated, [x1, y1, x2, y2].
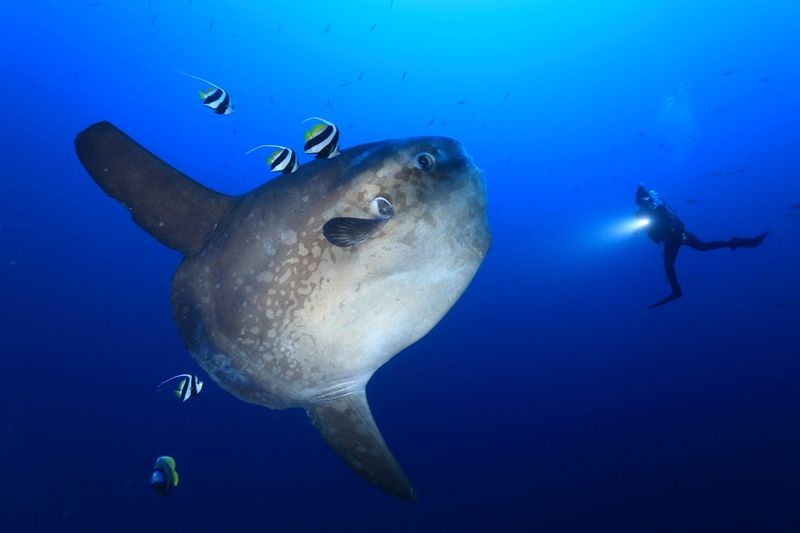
[2, 1, 799, 531]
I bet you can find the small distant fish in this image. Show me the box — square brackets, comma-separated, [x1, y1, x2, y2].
[503, 92, 512, 100]
[789, 203, 800, 211]
[426, 117, 436, 126]
[636, 131, 646, 137]
[303, 117, 340, 159]
[151, 14, 156, 25]
[178, 70, 234, 115]
[370, 22, 376, 31]
[760, 77, 773, 83]
[358, 71, 365, 81]
[711, 171, 722, 176]
[87, 1, 102, 6]
[401, 69, 407, 81]
[786, 212, 799, 219]
[480, 121, 487, 127]
[721, 70, 735, 76]
[389, 0, 394, 6]
[324, 24, 331, 34]
[150, 456, 179, 496]
[209, 18, 214, 30]
[245, 145, 298, 174]
[456, 100, 469, 105]
[275, 26, 283, 32]
[159, 373, 204, 402]
[326, 98, 334, 110]
[440, 120, 448, 126]
[339, 81, 351, 87]
[685, 198, 700, 205]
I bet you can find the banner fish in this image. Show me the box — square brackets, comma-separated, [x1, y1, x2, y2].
[158, 373, 204, 402]
[302, 116, 340, 159]
[245, 144, 298, 174]
[150, 456, 179, 496]
[178, 70, 234, 115]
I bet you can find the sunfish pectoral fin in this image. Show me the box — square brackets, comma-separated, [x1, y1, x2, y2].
[306, 390, 416, 501]
[322, 217, 386, 248]
[74, 121, 235, 255]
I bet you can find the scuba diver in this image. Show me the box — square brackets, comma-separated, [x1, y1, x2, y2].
[635, 184, 768, 308]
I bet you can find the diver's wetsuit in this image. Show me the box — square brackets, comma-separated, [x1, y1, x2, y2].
[635, 185, 767, 308]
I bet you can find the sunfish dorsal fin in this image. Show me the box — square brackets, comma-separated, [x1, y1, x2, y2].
[307, 389, 416, 501]
[75, 122, 234, 255]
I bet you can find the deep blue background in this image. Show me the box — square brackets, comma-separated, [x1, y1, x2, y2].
[1, 1, 799, 531]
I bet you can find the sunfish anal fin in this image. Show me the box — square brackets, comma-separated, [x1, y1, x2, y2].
[307, 390, 416, 501]
[74, 121, 235, 255]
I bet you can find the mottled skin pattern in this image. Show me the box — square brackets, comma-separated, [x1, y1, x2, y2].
[172, 138, 489, 409]
[75, 123, 489, 500]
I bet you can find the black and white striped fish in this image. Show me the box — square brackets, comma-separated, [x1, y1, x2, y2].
[245, 144, 298, 174]
[178, 70, 234, 115]
[158, 374, 204, 402]
[302, 117, 340, 159]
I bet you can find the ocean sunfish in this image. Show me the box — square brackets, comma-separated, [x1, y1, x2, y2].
[75, 121, 491, 500]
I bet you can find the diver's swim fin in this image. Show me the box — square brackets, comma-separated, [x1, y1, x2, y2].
[648, 291, 683, 309]
[306, 390, 416, 501]
[731, 230, 769, 250]
[75, 122, 235, 255]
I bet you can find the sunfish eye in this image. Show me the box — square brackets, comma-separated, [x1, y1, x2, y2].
[414, 152, 435, 171]
[371, 196, 395, 219]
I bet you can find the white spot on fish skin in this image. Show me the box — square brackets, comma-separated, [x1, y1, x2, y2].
[257, 271, 274, 283]
[298, 243, 309, 256]
[158, 221, 164, 227]
[282, 229, 297, 245]
[250, 326, 260, 334]
[103, 168, 109, 172]
[302, 195, 309, 202]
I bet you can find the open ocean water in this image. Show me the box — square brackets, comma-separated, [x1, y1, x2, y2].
[1, 1, 799, 531]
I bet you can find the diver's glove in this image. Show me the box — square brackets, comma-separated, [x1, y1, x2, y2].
[648, 287, 683, 309]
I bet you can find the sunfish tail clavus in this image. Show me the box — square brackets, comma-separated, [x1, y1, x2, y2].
[75, 121, 491, 500]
